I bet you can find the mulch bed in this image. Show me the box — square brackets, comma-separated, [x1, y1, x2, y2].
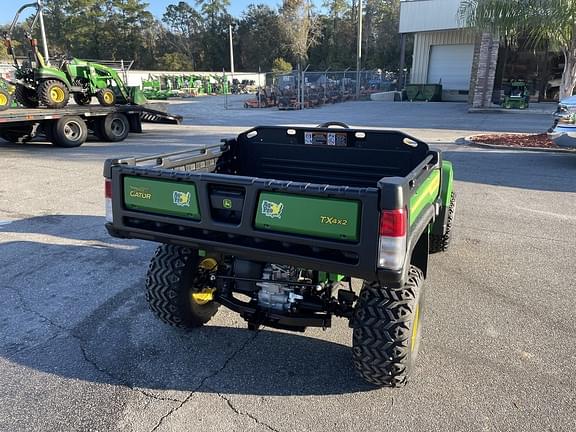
[469, 133, 558, 148]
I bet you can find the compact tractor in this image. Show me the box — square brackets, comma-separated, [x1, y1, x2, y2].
[3, 1, 145, 109]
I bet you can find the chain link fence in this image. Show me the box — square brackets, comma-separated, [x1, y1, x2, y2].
[229, 69, 399, 110]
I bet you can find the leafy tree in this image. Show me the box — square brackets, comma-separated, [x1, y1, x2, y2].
[195, 0, 233, 70]
[158, 52, 195, 70]
[272, 57, 293, 73]
[162, 1, 203, 69]
[237, 4, 283, 70]
[279, 0, 321, 66]
[459, 0, 576, 99]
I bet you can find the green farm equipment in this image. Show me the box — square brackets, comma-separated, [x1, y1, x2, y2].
[3, 1, 146, 109]
[0, 78, 15, 111]
[503, 81, 529, 109]
[142, 77, 169, 100]
[104, 123, 456, 387]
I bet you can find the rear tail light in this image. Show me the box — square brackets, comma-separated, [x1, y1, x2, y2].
[105, 179, 113, 222]
[378, 208, 407, 270]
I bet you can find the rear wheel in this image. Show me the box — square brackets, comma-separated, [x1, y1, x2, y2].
[352, 266, 424, 387]
[430, 192, 455, 253]
[0, 89, 12, 111]
[146, 245, 220, 329]
[38, 80, 70, 109]
[52, 116, 88, 147]
[94, 113, 129, 142]
[15, 84, 39, 108]
[96, 88, 116, 106]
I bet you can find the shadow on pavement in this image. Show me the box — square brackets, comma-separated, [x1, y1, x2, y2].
[446, 148, 576, 192]
[0, 129, 237, 162]
[1, 215, 374, 397]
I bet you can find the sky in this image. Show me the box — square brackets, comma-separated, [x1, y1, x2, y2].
[2, 0, 281, 24]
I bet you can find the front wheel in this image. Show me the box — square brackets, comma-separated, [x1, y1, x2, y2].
[352, 266, 424, 387]
[96, 88, 116, 106]
[145, 245, 220, 329]
[0, 89, 12, 111]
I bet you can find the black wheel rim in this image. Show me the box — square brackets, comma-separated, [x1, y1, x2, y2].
[110, 118, 127, 137]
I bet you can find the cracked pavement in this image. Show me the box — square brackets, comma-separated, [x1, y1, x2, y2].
[1, 99, 575, 431]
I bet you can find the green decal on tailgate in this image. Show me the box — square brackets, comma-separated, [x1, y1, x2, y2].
[255, 192, 360, 241]
[123, 176, 200, 219]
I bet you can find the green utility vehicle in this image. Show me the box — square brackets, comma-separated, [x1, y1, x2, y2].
[4, 1, 144, 109]
[503, 81, 529, 109]
[104, 123, 455, 387]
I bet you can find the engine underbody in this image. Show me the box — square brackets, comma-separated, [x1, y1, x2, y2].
[215, 258, 357, 332]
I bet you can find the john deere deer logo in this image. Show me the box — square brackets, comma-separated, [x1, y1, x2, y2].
[262, 200, 284, 219]
[173, 191, 191, 207]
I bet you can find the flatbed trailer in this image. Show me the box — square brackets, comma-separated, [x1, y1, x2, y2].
[0, 104, 182, 148]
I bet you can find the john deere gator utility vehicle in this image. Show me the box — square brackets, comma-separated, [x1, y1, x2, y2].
[104, 123, 456, 387]
[3, 1, 145, 109]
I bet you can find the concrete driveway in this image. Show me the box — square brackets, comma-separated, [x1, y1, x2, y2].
[0, 100, 575, 431]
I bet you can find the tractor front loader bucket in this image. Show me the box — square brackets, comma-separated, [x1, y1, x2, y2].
[128, 86, 148, 105]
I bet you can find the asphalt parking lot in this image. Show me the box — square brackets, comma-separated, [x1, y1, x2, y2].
[1, 98, 575, 431]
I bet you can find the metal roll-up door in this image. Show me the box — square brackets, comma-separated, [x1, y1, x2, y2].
[427, 44, 475, 90]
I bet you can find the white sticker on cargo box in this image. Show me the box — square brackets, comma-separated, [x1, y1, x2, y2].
[327, 133, 336, 146]
[304, 132, 313, 145]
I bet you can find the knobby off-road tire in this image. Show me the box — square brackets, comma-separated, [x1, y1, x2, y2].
[146, 244, 220, 329]
[15, 84, 39, 108]
[38, 80, 70, 109]
[96, 88, 116, 106]
[0, 88, 12, 111]
[430, 192, 455, 254]
[352, 266, 425, 387]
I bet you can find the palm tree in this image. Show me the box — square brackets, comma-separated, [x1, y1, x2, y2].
[459, 0, 576, 99]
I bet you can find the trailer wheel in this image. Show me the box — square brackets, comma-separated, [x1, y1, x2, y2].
[430, 192, 455, 254]
[94, 113, 130, 142]
[0, 89, 12, 111]
[96, 88, 116, 106]
[73, 93, 92, 106]
[52, 116, 88, 148]
[352, 266, 424, 387]
[15, 84, 39, 108]
[146, 244, 220, 329]
[38, 80, 70, 109]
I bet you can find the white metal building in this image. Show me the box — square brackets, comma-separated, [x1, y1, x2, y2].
[400, 0, 476, 101]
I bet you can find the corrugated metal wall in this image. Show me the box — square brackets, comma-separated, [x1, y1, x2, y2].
[410, 29, 476, 84]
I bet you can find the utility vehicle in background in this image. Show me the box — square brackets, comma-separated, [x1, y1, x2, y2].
[104, 123, 456, 387]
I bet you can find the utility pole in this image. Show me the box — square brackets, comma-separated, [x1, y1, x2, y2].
[229, 24, 235, 80]
[355, 0, 363, 99]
